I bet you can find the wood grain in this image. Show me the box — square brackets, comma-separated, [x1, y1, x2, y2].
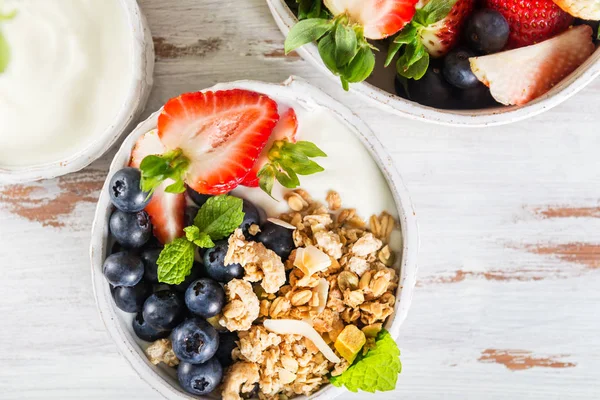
[0, 0, 599, 399]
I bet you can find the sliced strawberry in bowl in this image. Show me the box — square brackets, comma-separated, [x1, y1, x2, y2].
[241, 108, 298, 188]
[157, 89, 279, 195]
[418, 0, 476, 58]
[484, 0, 574, 49]
[130, 130, 186, 244]
[469, 25, 595, 106]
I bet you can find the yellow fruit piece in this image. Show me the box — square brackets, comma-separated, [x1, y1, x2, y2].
[335, 325, 366, 363]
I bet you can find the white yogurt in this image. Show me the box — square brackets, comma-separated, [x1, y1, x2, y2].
[232, 105, 399, 228]
[0, 0, 134, 168]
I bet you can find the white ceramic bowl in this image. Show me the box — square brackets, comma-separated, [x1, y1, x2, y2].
[90, 77, 419, 400]
[266, 0, 600, 127]
[0, 0, 154, 183]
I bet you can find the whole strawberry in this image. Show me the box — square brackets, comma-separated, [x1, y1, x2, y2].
[484, 0, 574, 49]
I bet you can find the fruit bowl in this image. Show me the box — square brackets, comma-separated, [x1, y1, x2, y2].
[0, 0, 154, 183]
[266, 0, 600, 127]
[90, 77, 418, 399]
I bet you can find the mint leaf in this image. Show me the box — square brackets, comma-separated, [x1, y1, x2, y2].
[193, 195, 245, 241]
[285, 18, 333, 54]
[157, 238, 195, 285]
[184, 226, 215, 248]
[330, 329, 401, 393]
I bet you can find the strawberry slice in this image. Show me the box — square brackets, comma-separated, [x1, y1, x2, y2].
[324, 0, 418, 40]
[418, 0, 476, 58]
[241, 108, 298, 188]
[130, 130, 186, 244]
[469, 25, 595, 106]
[553, 0, 600, 20]
[485, 0, 574, 49]
[157, 89, 279, 195]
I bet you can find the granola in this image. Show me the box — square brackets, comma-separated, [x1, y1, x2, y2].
[145, 339, 179, 367]
[220, 279, 260, 331]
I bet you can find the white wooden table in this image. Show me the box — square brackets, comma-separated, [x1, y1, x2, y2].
[1, 1, 599, 399]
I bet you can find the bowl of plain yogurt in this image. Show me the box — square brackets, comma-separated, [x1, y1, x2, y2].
[90, 77, 419, 399]
[0, 0, 154, 183]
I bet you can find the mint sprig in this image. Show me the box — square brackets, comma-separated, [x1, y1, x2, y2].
[139, 149, 190, 196]
[330, 329, 402, 393]
[0, 7, 17, 74]
[156, 195, 245, 284]
[256, 140, 326, 197]
[285, 15, 375, 91]
[386, 0, 458, 81]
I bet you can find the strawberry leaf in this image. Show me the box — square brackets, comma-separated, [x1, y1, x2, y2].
[334, 23, 358, 67]
[343, 45, 375, 84]
[397, 49, 429, 80]
[318, 30, 339, 74]
[296, 0, 329, 20]
[414, 0, 458, 26]
[293, 141, 327, 157]
[139, 149, 190, 196]
[276, 164, 300, 188]
[285, 18, 333, 54]
[385, 25, 418, 67]
[257, 164, 277, 198]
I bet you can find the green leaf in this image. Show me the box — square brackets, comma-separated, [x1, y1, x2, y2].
[292, 160, 324, 175]
[184, 226, 215, 248]
[334, 23, 358, 67]
[329, 329, 402, 393]
[139, 149, 189, 196]
[0, 32, 9, 74]
[0, 9, 16, 21]
[275, 164, 300, 189]
[385, 25, 418, 67]
[257, 164, 277, 198]
[343, 45, 375, 83]
[285, 18, 333, 54]
[397, 50, 429, 80]
[193, 195, 245, 241]
[318, 30, 339, 74]
[416, 0, 459, 26]
[157, 238, 195, 285]
[293, 141, 327, 157]
[296, 0, 329, 20]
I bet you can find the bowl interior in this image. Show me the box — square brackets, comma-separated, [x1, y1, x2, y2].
[267, 0, 600, 126]
[90, 78, 418, 399]
[0, 0, 154, 183]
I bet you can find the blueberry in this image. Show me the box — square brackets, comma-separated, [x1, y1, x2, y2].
[103, 252, 144, 287]
[109, 209, 152, 248]
[173, 263, 204, 292]
[256, 220, 295, 261]
[184, 205, 200, 227]
[142, 290, 185, 330]
[240, 199, 263, 237]
[406, 66, 459, 109]
[177, 359, 223, 396]
[215, 331, 238, 367]
[202, 240, 244, 283]
[109, 167, 151, 212]
[111, 281, 151, 313]
[443, 48, 479, 89]
[185, 279, 225, 318]
[140, 248, 161, 284]
[458, 83, 499, 109]
[132, 311, 170, 342]
[186, 186, 212, 207]
[171, 317, 219, 364]
[465, 9, 509, 54]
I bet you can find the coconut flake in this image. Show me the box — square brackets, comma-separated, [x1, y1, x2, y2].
[293, 246, 331, 277]
[314, 278, 329, 315]
[263, 319, 341, 363]
[267, 218, 297, 230]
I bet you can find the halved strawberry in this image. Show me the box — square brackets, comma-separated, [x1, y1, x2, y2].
[157, 89, 279, 195]
[418, 0, 476, 58]
[469, 25, 594, 106]
[130, 130, 186, 244]
[485, 0, 574, 49]
[553, 0, 600, 20]
[241, 108, 298, 188]
[324, 0, 418, 40]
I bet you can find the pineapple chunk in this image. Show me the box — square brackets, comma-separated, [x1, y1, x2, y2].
[335, 325, 366, 363]
[361, 323, 383, 338]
